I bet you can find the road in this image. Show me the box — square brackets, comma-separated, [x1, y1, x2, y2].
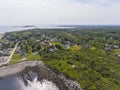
[0, 34, 3, 39]
[0, 42, 18, 66]
[9, 42, 18, 60]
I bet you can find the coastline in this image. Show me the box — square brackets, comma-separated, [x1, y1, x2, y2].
[0, 61, 43, 78]
[0, 61, 82, 90]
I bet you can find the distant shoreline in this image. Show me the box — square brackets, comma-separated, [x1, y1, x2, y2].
[1, 25, 120, 34]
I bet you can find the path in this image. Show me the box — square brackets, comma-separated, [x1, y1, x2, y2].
[9, 43, 18, 59]
[0, 43, 18, 66]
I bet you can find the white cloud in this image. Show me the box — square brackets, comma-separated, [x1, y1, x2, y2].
[0, 0, 120, 25]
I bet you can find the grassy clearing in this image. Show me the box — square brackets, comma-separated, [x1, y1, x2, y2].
[12, 53, 21, 60]
[9, 60, 21, 65]
[9, 52, 41, 65]
[114, 49, 120, 55]
[46, 59, 72, 73]
[90, 47, 96, 50]
[26, 53, 41, 61]
[9, 53, 22, 65]
[70, 45, 81, 51]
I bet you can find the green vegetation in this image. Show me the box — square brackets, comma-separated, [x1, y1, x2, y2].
[9, 52, 41, 65]
[12, 53, 21, 60]
[26, 53, 41, 61]
[3, 27, 120, 90]
[9, 53, 21, 65]
[70, 45, 81, 51]
[44, 48, 120, 90]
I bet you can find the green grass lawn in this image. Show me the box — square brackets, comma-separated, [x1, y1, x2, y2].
[12, 53, 21, 60]
[90, 46, 96, 50]
[114, 49, 120, 55]
[9, 53, 22, 65]
[26, 53, 41, 61]
[70, 45, 81, 51]
[9, 52, 41, 65]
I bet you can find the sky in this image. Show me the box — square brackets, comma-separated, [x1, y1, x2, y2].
[0, 0, 120, 25]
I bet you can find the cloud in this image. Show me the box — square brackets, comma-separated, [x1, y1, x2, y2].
[0, 0, 120, 25]
[72, 0, 120, 5]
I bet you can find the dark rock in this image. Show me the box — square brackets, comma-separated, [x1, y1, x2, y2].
[19, 64, 83, 90]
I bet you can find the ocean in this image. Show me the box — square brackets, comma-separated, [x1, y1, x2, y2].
[0, 25, 73, 34]
[0, 26, 36, 34]
[1, 25, 119, 34]
[0, 75, 59, 90]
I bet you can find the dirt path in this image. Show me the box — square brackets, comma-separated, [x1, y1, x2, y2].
[0, 43, 18, 66]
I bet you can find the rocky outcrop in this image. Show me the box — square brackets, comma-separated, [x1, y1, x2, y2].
[20, 62, 83, 90]
[0, 61, 83, 90]
[0, 61, 43, 78]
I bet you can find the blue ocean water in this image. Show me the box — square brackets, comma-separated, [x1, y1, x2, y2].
[0, 25, 75, 34]
[0, 25, 72, 34]
[0, 26, 41, 34]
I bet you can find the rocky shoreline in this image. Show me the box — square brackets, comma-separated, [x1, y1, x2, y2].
[0, 61, 83, 90]
[0, 61, 43, 78]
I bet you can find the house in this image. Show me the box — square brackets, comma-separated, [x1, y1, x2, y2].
[41, 40, 49, 45]
[5, 35, 11, 39]
[20, 52, 26, 57]
[42, 34, 45, 37]
[58, 39, 61, 42]
[41, 41, 48, 45]
[84, 44, 89, 48]
[51, 38, 58, 42]
[16, 49, 20, 53]
[105, 47, 112, 51]
[49, 48, 55, 52]
[7, 48, 11, 51]
[0, 51, 3, 54]
[35, 39, 40, 42]
[33, 52, 38, 56]
[0, 56, 8, 63]
[3, 51, 9, 56]
[64, 44, 70, 49]
[113, 45, 119, 49]
[16, 47, 21, 53]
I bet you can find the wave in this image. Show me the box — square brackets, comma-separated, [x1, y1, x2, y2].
[0, 75, 59, 90]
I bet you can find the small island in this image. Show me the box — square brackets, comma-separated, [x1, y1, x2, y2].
[21, 25, 36, 28]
